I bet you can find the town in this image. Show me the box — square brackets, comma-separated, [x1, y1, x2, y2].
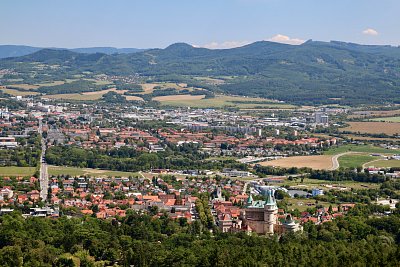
[1, 96, 399, 239]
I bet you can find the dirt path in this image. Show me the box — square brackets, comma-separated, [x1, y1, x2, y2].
[362, 158, 384, 169]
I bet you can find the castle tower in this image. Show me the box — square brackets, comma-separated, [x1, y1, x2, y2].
[264, 189, 278, 234]
[245, 194, 253, 208]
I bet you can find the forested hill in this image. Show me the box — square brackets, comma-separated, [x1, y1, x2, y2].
[0, 45, 145, 59]
[2, 40, 400, 105]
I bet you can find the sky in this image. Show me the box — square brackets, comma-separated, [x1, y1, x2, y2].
[1, 0, 399, 49]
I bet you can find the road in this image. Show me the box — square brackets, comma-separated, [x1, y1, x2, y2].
[39, 120, 49, 202]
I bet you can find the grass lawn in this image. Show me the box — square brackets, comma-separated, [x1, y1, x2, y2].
[338, 154, 376, 169]
[324, 145, 400, 155]
[48, 165, 138, 177]
[285, 198, 331, 212]
[0, 166, 36, 177]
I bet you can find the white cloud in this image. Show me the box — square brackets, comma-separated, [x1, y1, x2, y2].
[266, 34, 305, 45]
[195, 34, 305, 49]
[362, 28, 378, 36]
[194, 40, 250, 49]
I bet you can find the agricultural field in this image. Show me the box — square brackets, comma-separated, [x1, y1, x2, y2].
[341, 122, 400, 135]
[259, 155, 334, 170]
[6, 84, 40, 90]
[44, 88, 144, 101]
[0, 166, 36, 177]
[0, 87, 39, 96]
[153, 94, 205, 102]
[156, 94, 296, 109]
[370, 116, 400, 123]
[48, 166, 138, 177]
[349, 109, 400, 119]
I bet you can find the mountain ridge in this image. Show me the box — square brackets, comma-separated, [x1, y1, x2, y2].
[0, 45, 147, 59]
[1, 40, 400, 105]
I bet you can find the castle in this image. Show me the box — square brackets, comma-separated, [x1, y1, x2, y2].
[215, 189, 302, 235]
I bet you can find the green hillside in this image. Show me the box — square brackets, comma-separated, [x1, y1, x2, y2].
[1, 40, 400, 105]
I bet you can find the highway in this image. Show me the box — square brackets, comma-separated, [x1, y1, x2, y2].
[39, 120, 49, 202]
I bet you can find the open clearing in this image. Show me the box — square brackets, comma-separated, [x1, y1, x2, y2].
[259, 155, 334, 170]
[341, 122, 400, 135]
[138, 82, 191, 95]
[48, 166, 138, 177]
[125, 95, 145, 101]
[193, 76, 226, 85]
[0, 167, 36, 177]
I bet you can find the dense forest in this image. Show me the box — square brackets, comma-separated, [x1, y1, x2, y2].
[0, 208, 400, 266]
[1, 40, 400, 105]
[45, 145, 247, 172]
